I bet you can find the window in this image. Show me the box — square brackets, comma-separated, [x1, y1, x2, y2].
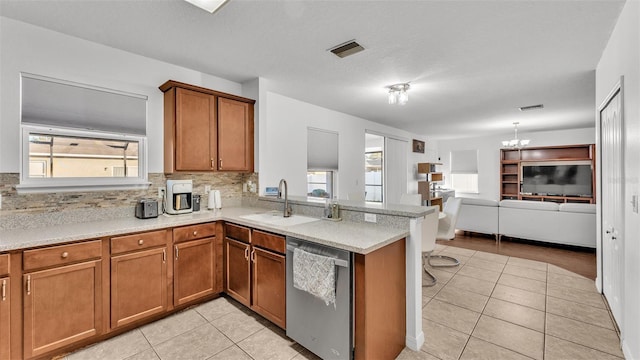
[307, 171, 333, 199]
[365, 151, 383, 202]
[19, 73, 148, 193]
[450, 149, 479, 194]
[307, 128, 338, 199]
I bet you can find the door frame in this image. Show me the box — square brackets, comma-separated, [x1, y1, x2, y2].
[596, 76, 625, 299]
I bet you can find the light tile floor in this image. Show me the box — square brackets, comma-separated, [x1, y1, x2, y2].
[66, 244, 623, 360]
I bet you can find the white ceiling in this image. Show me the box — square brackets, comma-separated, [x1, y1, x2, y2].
[0, 0, 625, 140]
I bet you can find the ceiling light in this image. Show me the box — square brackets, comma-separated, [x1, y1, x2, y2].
[328, 40, 365, 58]
[184, 0, 229, 13]
[388, 83, 410, 106]
[502, 122, 530, 149]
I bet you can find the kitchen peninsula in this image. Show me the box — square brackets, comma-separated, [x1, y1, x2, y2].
[0, 198, 433, 359]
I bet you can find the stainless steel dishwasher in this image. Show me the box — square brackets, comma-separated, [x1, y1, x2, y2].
[286, 237, 352, 359]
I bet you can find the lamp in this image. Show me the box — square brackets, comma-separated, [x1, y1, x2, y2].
[502, 122, 530, 148]
[388, 83, 410, 105]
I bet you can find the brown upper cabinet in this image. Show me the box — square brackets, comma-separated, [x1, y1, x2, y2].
[160, 80, 255, 173]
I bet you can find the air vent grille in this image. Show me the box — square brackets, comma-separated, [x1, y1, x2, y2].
[329, 40, 365, 58]
[519, 104, 544, 111]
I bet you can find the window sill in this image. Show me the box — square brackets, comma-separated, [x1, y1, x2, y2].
[16, 181, 151, 194]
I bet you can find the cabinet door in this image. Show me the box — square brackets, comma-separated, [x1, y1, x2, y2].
[0, 277, 9, 360]
[111, 247, 167, 328]
[174, 237, 215, 306]
[175, 88, 217, 171]
[225, 238, 251, 307]
[251, 247, 286, 329]
[23, 260, 102, 358]
[218, 97, 252, 171]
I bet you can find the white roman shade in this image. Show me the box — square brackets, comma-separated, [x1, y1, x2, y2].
[21, 74, 147, 135]
[450, 149, 478, 174]
[307, 128, 339, 170]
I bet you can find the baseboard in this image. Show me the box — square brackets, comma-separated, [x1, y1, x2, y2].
[406, 330, 425, 351]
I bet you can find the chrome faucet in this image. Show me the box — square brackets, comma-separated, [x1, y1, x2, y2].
[278, 178, 292, 217]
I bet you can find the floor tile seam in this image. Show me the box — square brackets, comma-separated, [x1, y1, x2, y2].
[545, 310, 619, 333]
[201, 342, 242, 360]
[479, 312, 546, 336]
[148, 321, 217, 349]
[444, 280, 494, 298]
[543, 333, 625, 359]
[487, 293, 546, 313]
[544, 292, 606, 310]
[466, 335, 538, 360]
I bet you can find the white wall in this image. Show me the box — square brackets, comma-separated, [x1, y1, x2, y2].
[257, 90, 435, 199]
[0, 17, 243, 173]
[595, 1, 640, 359]
[436, 128, 595, 201]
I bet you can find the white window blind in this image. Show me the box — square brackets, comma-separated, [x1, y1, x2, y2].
[307, 128, 339, 170]
[21, 74, 147, 135]
[450, 150, 478, 174]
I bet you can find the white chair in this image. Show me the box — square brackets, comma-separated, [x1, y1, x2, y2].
[397, 193, 438, 286]
[420, 210, 439, 286]
[347, 192, 365, 201]
[431, 197, 463, 267]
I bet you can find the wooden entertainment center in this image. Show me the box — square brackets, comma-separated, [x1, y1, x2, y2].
[500, 144, 596, 203]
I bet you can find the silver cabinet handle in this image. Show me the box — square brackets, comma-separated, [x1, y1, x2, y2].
[163, 249, 167, 263]
[175, 246, 179, 260]
[26, 275, 31, 296]
[244, 247, 249, 261]
[2, 279, 6, 301]
[138, 239, 144, 245]
[61, 251, 69, 258]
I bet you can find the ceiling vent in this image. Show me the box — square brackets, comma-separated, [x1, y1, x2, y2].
[329, 40, 365, 58]
[519, 104, 544, 111]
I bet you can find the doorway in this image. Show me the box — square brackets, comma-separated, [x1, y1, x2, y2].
[598, 78, 624, 327]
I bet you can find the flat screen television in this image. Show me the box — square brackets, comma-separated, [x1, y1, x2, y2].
[522, 164, 592, 197]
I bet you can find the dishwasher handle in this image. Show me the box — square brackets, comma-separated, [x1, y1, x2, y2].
[287, 244, 349, 268]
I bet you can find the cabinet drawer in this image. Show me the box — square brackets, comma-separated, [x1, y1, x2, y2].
[252, 230, 285, 254]
[225, 223, 251, 243]
[23, 240, 102, 272]
[0, 254, 8, 276]
[173, 222, 216, 243]
[111, 230, 168, 255]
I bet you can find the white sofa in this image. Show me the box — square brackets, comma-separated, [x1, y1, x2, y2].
[455, 198, 596, 248]
[457, 198, 499, 240]
[498, 200, 596, 248]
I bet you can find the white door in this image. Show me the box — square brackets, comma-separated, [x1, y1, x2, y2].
[600, 83, 624, 325]
[385, 137, 408, 204]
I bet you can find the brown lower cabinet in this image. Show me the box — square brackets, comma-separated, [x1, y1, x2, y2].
[225, 224, 286, 329]
[111, 246, 168, 329]
[23, 260, 102, 358]
[0, 276, 10, 360]
[174, 237, 215, 306]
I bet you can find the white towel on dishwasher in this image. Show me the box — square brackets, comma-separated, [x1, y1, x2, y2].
[293, 247, 336, 308]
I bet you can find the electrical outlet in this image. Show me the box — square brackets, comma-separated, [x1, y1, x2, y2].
[204, 185, 211, 193]
[364, 213, 377, 223]
[158, 187, 166, 198]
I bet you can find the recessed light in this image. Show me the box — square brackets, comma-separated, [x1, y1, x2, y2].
[519, 104, 544, 111]
[184, 0, 229, 14]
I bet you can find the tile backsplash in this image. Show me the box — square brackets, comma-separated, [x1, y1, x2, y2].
[0, 172, 258, 215]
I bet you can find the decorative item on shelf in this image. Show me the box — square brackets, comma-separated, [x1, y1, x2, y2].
[502, 122, 530, 149]
[412, 139, 425, 153]
[387, 83, 410, 105]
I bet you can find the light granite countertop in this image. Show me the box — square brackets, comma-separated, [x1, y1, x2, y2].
[0, 206, 411, 254]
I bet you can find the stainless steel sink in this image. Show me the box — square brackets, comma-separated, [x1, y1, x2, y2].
[239, 212, 320, 227]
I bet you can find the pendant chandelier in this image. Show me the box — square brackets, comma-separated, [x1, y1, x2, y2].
[502, 122, 530, 149]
